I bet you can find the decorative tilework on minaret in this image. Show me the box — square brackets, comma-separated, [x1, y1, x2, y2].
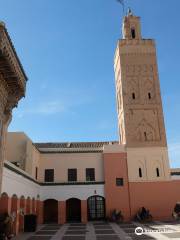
[114, 9, 167, 148]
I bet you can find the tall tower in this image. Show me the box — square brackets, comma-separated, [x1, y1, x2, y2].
[114, 10, 170, 181]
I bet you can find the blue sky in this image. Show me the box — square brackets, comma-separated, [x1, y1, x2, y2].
[1, 0, 180, 168]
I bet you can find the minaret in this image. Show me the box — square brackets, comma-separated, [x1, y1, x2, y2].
[114, 10, 170, 181]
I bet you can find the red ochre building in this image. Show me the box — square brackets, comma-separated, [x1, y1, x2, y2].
[1, 10, 180, 236]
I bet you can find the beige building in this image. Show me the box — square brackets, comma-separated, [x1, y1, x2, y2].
[5, 132, 40, 179]
[5, 132, 117, 183]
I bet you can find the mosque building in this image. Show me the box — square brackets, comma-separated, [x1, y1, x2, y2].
[0, 9, 180, 236]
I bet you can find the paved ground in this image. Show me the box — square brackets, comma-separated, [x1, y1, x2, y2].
[14, 221, 180, 240]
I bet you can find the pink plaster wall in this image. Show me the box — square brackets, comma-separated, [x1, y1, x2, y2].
[129, 180, 180, 220]
[103, 153, 131, 221]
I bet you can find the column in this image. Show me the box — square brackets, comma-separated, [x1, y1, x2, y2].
[35, 200, 38, 214]
[58, 201, 66, 224]
[19, 197, 26, 232]
[15, 199, 20, 235]
[37, 200, 44, 224]
[81, 200, 87, 223]
[32, 198, 35, 214]
[11, 196, 20, 235]
[26, 197, 31, 214]
[29, 198, 32, 214]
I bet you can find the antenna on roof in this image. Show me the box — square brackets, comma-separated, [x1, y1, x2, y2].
[116, 0, 125, 14]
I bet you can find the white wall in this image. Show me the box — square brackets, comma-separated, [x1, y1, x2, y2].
[40, 184, 105, 201]
[2, 166, 40, 199]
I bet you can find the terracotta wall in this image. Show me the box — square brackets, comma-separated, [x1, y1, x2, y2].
[58, 201, 66, 224]
[81, 200, 87, 223]
[103, 151, 180, 221]
[0, 194, 43, 235]
[37, 200, 44, 224]
[0, 193, 11, 214]
[129, 180, 180, 220]
[26, 197, 31, 214]
[103, 152, 131, 221]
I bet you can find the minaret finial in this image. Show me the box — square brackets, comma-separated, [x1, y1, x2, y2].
[127, 7, 133, 16]
[0, 21, 5, 27]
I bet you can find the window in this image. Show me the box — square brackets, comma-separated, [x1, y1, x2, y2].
[86, 168, 95, 181]
[35, 167, 38, 180]
[131, 28, 136, 39]
[139, 168, 142, 178]
[148, 92, 151, 99]
[132, 93, 136, 99]
[44, 169, 54, 182]
[116, 178, 124, 186]
[68, 169, 77, 182]
[156, 168, 160, 177]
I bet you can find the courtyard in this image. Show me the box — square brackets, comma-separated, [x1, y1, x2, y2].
[15, 221, 180, 240]
[0, 1, 180, 240]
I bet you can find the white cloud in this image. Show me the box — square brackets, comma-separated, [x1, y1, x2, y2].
[13, 88, 95, 118]
[14, 100, 66, 116]
[33, 101, 65, 114]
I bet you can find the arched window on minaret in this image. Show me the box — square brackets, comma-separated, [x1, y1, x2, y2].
[144, 132, 147, 141]
[156, 168, 160, 177]
[132, 92, 136, 99]
[131, 28, 136, 39]
[148, 92, 151, 99]
[139, 168, 142, 178]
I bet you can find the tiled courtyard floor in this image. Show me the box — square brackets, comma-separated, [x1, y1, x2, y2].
[14, 221, 180, 240]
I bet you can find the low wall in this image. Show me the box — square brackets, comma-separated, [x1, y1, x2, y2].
[129, 180, 180, 220]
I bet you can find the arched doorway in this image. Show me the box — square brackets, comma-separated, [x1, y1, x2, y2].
[87, 195, 105, 220]
[44, 199, 58, 223]
[0, 192, 9, 214]
[66, 198, 81, 222]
